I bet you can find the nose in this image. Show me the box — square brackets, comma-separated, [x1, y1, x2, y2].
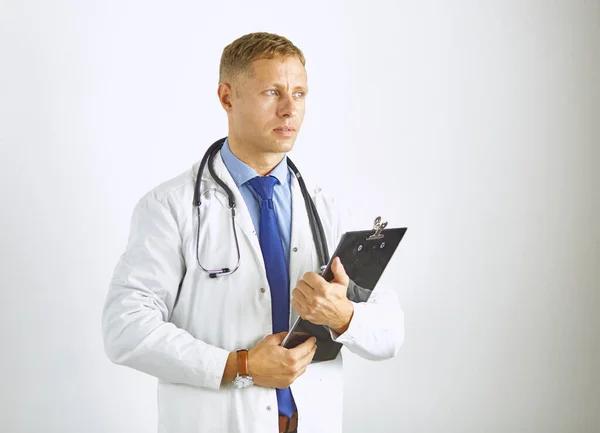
[277, 93, 297, 118]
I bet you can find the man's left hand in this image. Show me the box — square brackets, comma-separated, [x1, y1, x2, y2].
[292, 257, 354, 335]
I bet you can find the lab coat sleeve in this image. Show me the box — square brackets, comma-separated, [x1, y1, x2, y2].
[330, 283, 405, 360]
[101, 191, 230, 390]
[326, 194, 405, 361]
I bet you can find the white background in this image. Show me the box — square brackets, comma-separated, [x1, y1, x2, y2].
[1, 1, 598, 432]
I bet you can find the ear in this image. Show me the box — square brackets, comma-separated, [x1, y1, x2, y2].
[217, 82, 234, 112]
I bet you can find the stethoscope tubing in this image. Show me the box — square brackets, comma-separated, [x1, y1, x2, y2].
[193, 137, 329, 278]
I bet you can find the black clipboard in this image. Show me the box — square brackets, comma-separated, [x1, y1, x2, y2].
[281, 217, 407, 362]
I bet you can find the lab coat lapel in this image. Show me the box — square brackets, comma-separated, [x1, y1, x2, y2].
[288, 173, 317, 328]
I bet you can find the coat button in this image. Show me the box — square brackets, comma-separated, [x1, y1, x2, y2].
[292, 247, 298, 252]
[260, 288, 266, 293]
[266, 405, 272, 411]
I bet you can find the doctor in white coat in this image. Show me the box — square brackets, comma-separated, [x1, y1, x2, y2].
[101, 32, 404, 433]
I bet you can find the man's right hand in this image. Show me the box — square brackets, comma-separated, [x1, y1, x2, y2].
[247, 332, 317, 389]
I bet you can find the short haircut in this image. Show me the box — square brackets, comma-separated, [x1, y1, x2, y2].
[219, 32, 306, 85]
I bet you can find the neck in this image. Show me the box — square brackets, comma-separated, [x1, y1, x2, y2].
[227, 135, 284, 176]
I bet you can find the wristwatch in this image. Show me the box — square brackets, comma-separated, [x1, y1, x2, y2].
[232, 349, 254, 389]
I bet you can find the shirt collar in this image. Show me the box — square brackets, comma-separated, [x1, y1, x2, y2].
[220, 137, 290, 187]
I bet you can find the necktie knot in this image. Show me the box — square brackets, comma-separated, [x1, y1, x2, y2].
[248, 175, 278, 201]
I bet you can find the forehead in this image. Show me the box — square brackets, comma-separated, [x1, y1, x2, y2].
[246, 57, 307, 86]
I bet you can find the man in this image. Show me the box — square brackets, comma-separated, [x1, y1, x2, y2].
[102, 32, 404, 433]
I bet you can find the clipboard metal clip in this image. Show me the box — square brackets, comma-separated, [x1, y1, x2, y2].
[366, 216, 388, 240]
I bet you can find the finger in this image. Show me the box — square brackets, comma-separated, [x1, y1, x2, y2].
[302, 272, 324, 289]
[292, 286, 309, 305]
[298, 341, 318, 366]
[293, 366, 307, 382]
[332, 257, 350, 286]
[298, 279, 313, 292]
[289, 335, 317, 359]
[291, 298, 303, 314]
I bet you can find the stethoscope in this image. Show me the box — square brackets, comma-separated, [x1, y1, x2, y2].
[193, 137, 330, 278]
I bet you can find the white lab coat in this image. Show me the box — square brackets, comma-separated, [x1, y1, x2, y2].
[101, 151, 404, 433]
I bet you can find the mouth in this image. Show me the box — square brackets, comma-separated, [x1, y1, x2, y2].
[273, 126, 296, 132]
[273, 126, 296, 137]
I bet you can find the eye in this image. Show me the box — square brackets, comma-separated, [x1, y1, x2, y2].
[293, 91, 305, 99]
[265, 89, 278, 96]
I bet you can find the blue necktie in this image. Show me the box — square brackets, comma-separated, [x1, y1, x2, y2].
[248, 175, 296, 417]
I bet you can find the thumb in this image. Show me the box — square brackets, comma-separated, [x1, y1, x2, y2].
[332, 257, 349, 286]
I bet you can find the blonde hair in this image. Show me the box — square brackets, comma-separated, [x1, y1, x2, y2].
[219, 32, 306, 85]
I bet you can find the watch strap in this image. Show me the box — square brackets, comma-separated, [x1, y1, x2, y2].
[237, 349, 249, 376]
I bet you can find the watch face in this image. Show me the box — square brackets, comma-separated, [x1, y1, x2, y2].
[233, 375, 253, 389]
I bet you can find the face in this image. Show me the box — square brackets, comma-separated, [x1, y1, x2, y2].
[220, 56, 308, 157]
